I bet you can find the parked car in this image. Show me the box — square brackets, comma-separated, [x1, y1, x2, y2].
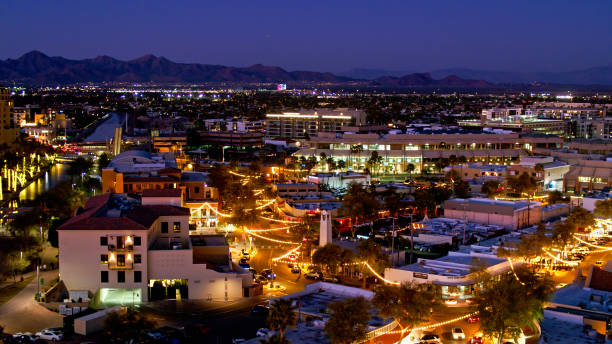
[444, 298, 457, 305]
[291, 265, 301, 274]
[251, 305, 270, 317]
[323, 275, 340, 283]
[304, 272, 322, 280]
[467, 314, 480, 323]
[35, 329, 63, 341]
[255, 328, 270, 337]
[232, 338, 245, 344]
[419, 333, 441, 343]
[469, 336, 484, 344]
[451, 327, 465, 340]
[261, 269, 275, 279]
[254, 275, 268, 285]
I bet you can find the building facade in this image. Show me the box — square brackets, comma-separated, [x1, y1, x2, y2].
[294, 131, 562, 174]
[57, 194, 249, 304]
[265, 108, 366, 139]
[0, 88, 18, 146]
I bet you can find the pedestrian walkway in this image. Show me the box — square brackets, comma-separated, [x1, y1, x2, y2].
[0, 269, 62, 334]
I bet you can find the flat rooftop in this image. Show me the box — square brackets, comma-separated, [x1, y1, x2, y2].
[398, 252, 505, 277]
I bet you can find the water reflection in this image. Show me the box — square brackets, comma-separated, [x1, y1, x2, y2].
[19, 163, 70, 202]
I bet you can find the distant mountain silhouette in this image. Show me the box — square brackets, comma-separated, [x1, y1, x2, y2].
[372, 73, 492, 88]
[431, 65, 612, 85]
[0, 51, 353, 84]
[338, 68, 412, 79]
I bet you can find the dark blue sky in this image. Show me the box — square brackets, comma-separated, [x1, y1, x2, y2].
[1, 1, 611, 73]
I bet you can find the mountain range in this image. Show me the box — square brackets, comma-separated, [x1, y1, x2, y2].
[0, 51, 492, 88]
[1, 51, 611, 87]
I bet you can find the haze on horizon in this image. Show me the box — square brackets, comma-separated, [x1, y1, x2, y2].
[1, 0, 611, 74]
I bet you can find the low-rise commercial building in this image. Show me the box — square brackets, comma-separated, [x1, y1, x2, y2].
[443, 198, 543, 230]
[384, 251, 517, 300]
[564, 160, 612, 194]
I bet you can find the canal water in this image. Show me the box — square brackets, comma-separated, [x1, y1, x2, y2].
[85, 112, 125, 142]
[18, 163, 70, 202]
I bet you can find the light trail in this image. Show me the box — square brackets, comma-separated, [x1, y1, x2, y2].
[246, 225, 295, 232]
[259, 215, 301, 223]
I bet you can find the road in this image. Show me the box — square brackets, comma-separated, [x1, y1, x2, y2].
[0, 270, 62, 334]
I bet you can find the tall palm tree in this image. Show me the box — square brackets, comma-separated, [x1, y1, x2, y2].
[357, 239, 388, 288]
[350, 144, 363, 171]
[267, 299, 297, 342]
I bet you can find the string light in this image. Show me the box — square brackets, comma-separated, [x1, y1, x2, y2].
[246, 230, 300, 244]
[254, 199, 276, 210]
[363, 261, 400, 285]
[259, 215, 301, 223]
[229, 171, 248, 178]
[247, 225, 295, 232]
[573, 235, 612, 251]
[272, 244, 302, 262]
[542, 249, 580, 266]
[507, 258, 525, 286]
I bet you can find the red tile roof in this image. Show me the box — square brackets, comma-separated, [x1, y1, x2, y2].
[142, 188, 182, 197]
[57, 193, 189, 231]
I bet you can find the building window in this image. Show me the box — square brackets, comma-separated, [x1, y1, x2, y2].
[100, 237, 108, 246]
[101, 271, 109, 283]
[134, 271, 142, 283]
[173, 222, 181, 232]
[161, 222, 168, 233]
[134, 254, 142, 264]
[194, 186, 200, 194]
[117, 271, 125, 283]
[134, 236, 141, 246]
[100, 254, 108, 263]
[117, 254, 126, 267]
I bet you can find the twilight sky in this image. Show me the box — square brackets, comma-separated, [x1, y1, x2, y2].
[1, 1, 611, 73]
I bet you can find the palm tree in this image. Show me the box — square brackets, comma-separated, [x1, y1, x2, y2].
[372, 283, 442, 331]
[350, 144, 363, 171]
[267, 299, 296, 342]
[406, 163, 416, 175]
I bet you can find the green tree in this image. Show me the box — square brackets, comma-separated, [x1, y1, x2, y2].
[453, 180, 471, 198]
[406, 163, 416, 175]
[594, 198, 612, 218]
[498, 223, 551, 259]
[103, 308, 156, 344]
[473, 267, 554, 344]
[547, 190, 565, 204]
[382, 186, 402, 217]
[324, 296, 371, 344]
[312, 243, 342, 273]
[372, 283, 442, 331]
[349, 144, 363, 170]
[567, 206, 595, 229]
[267, 299, 296, 342]
[367, 151, 383, 176]
[339, 183, 379, 237]
[481, 180, 502, 198]
[67, 157, 93, 181]
[357, 239, 389, 288]
[97, 153, 111, 175]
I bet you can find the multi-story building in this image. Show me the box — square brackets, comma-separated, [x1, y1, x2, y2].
[443, 198, 544, 230]
[101, 151, 220, 230]
[57, 193, 250, 304]
[265, 108, 366, 139]
[458, 107, 567, 136]
[293, 131, 562, 174]
[0, 88, 18, 146]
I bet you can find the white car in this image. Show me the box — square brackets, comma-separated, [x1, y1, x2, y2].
[256, 328, 270, 337]
[452, 327, 465, 340]
[232, 339, 246, 344]
[36, 329, 64, 341]
[13, 332, 38, 341]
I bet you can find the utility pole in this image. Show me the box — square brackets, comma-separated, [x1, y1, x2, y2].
[409, 214, 414, 265]
[391, 217, 395, 266]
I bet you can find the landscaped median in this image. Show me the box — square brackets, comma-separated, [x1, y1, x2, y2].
[0, 276, 35, 307]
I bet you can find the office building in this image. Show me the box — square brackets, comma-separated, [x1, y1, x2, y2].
[265, 108, 366, 139]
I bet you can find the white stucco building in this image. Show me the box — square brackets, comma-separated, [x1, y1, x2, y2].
[57, 193, 250, 304]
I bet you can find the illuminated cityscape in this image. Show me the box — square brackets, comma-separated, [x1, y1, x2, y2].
[0, 2, 611, 344]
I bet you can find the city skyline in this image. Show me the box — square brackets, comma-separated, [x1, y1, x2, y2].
[1, 1, 611, 73]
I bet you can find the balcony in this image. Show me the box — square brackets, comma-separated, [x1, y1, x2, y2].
[108, 244, 134, 252]
[107, 252, 134, 270]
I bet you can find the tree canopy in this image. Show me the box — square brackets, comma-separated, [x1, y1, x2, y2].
[324, 296, 371, 344]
